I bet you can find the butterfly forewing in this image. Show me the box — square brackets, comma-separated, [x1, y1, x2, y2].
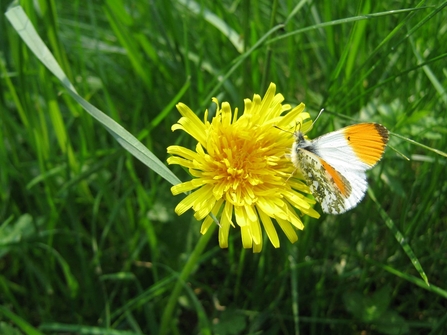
[311, 123, 389, 172]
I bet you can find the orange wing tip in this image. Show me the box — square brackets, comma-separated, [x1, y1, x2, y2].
[343, 123, 389, 166]
[373, 123, 389, 144]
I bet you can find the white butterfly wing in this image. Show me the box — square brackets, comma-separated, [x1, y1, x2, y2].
[294, 148, 368, 214]
[310, 123, 389, 172]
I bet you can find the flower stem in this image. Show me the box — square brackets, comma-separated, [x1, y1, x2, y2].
[159, 224, 217, 335]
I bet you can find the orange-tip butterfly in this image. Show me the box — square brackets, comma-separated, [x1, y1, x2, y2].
[291, 117, 389, 214]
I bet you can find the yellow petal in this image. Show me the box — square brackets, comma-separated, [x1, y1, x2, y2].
[194, 194, 218, 220]
[167, 145, 201, 160]
[174, 191, 198, 215]
[248, 214, 262, 245]
[283, 203, 305, 230]
[174, 185, 212, 215]
[283, 190, 311, 210]
[240, 225, 253, 249]
[276, 218, 298, 244]
[175, 103, 207, 145]
[234, 206, 248, 227]
[276, 103, 308, 128]
[300, 205, 321, 219]
[218, 206, 232, 248]
[223, 201, 235, 228]
[252, 241, 262, 253]
[221, 101, 232, 127]
[245, 204, 258, 222]
[171, 179, 205, 195]
[257, 207, 279, 248]
[166, 156, 195, 168]
[201, 215, 214, 235]
[201, 199, 224, 234]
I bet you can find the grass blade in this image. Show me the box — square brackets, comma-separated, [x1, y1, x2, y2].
[0, 306, 45, 335]
[5, 5, 181, 186]
[40, 323, 142, 335]
[269, 7, 426, 43]
[391, 132, 447, 158]
[368, 188, 429, 285]
[177, 0, 244, 53]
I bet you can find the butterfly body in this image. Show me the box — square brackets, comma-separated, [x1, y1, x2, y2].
[291, 123, 389, 214]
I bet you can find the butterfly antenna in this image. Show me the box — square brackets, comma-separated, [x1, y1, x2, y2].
[274, 125, 294, 135]
[312, 108, 325, 126]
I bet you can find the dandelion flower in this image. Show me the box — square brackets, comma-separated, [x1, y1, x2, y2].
[167, 83, 320, 252]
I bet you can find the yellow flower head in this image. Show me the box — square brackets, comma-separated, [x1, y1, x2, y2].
[167, 83, 320, 252]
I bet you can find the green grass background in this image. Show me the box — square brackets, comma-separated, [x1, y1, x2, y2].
[1, 0, 447, 334]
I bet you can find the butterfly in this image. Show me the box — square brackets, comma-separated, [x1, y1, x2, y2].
[291, 120, 389, 214]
